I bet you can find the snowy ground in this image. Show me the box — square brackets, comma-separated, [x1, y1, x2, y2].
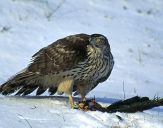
[0, 0, 163, 127]
[1, 96, 163, 128]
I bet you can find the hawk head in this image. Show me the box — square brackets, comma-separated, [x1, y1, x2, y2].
[89, 34, 110, 52]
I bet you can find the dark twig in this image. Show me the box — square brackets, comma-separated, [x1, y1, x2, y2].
[45, 0, 66, 21]
[122, 81, 126, 100]
[18, 114, 32, 128]
[83, 96, 163, 113]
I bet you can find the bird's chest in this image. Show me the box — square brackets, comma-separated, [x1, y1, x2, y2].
[81, 54, 109, 82]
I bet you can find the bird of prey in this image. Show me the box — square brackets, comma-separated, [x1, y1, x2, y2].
[0, 34, 114, 108]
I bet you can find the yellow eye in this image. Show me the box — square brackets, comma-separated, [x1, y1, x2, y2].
[96, 38, 101, 43]
[96, 38, 106, 46]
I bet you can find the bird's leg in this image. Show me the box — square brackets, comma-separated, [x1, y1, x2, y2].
[76, 84, 89, 109]
[76, 85, 86, 102]
[57, 79, 75, 108]
[81, 95, 86, 102]
[69, 95, 74, 108]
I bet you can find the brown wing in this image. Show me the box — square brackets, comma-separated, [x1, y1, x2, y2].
[27, 34, 90, 75]
[0, 34, 91, 96]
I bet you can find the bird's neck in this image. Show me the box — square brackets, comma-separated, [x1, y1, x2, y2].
[87, 45, 104, 62]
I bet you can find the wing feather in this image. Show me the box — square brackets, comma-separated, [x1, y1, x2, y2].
[27, 34, 90, 75]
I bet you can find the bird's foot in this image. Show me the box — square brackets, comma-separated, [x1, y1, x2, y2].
[74, 98, 97, 111]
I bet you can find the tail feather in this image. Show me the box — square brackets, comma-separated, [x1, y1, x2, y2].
[0, 72, 40, 95]
[22, 85, 38, 96]
[1, 83, 21, 95]
[36, 86, 48, 95]
[48, 87, 57, 95]
[16, 84, 38, 96]
[0, 71, 59, 96]
[1, 80, 24, 95]
[15, 86, 27, 96]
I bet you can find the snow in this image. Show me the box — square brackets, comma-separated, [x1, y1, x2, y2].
[0, 0, 163, 127]
[1, 96, 163, 128]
